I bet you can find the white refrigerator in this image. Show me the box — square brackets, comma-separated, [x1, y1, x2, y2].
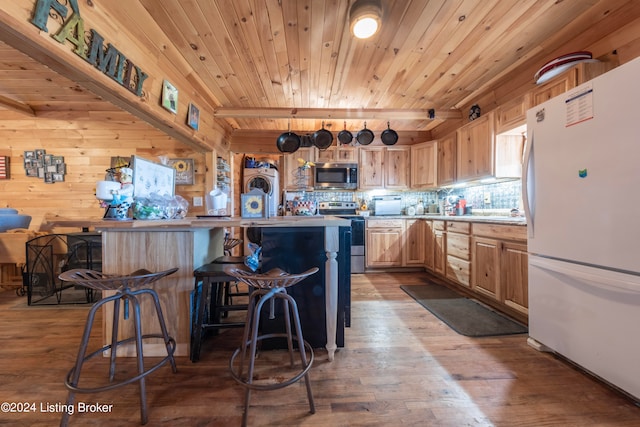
[524, 56, 640, 401]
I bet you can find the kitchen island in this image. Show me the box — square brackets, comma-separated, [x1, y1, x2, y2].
[80, 216, 351, 360]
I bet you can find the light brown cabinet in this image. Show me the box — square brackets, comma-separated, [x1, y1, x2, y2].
[359, 146, 410, 190]
[445, 221, 471, 287]
[495, 94, 528, 134]
[501, 241, 528, 314]
[365, 219, 404, 267]
[471, 236, 500, 299]
[437, 133, 456, 186]
[529, 61, 617, 107]
[315, 145, 358, 163]
[432, 220, 446, 275]
[530, 71, 577, 107]
[423, 220, 434, 271]
[410, 140, 438, 189]
[456, 111, 523, 183]
[456, 113, 494, 182]
[471, 223, 528, 315]
[404, 219, 425, 266]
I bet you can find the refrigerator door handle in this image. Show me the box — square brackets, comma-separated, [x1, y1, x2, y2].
[530, 256, 640, 294]
[522, 130, 534, 238]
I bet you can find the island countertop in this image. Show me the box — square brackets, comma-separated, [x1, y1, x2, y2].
[44, 215, 352, 231]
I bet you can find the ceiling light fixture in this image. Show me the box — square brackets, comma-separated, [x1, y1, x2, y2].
[349, 0, 382, 39]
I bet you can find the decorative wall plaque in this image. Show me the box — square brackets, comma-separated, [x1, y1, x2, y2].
[168, 158, 195, 185]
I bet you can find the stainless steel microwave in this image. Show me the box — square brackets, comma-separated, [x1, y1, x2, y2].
[313, 163, 358, 190]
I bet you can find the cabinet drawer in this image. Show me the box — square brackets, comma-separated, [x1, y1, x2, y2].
[446, 232, 470, 260]
[446, 256, 470, 286]
[433, 220, 446, 231]
[446, 221, 470, 234]
[473, 223, 526, 241]
[367, 219, 404, 228]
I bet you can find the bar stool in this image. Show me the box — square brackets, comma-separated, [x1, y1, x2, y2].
[58, 268, 178, 426]
[191, 263, 249, 362]
[225, 266, 318, 427]
[211, 235, 248, 308]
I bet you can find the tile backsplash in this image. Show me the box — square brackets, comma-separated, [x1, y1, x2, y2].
[286, 180, 522, 214]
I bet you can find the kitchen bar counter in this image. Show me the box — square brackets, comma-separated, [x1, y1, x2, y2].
[56, 216, 351, 360]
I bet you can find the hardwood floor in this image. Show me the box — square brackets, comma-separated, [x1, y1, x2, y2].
[0, 272, 638, 426]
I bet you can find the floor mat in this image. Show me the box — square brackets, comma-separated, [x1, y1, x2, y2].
[401, 283, 528, 337]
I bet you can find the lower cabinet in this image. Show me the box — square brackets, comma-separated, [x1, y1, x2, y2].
[404, 219, 425, 265]
[366, 217, 528, 320]
[365, 219, 404, 267]
[423, 220, 434, 270]
[445, 221, 471, 287]
[501, 241, 528, 314]
[471, 236, 500, 299]
[471, 223, 528, 315]
[432, 220, 446, 275]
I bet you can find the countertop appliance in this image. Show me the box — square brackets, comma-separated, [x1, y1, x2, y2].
[318, 201, 364, 274]
[313, 163, 357, 190]
[372, 196, 402, 216]
[524, 56, 640, 401]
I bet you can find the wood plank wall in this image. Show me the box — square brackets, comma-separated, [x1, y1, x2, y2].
[0, 110, 212, 233]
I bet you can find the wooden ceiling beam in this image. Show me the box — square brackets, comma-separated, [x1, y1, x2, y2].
[0, 94, 35, 116]
[213, 107, 462, 121]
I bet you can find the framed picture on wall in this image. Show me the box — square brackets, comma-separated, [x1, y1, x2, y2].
[167, 158, 195, 185]
[187, 103, 199, 130]
[161, 80, 178, 114]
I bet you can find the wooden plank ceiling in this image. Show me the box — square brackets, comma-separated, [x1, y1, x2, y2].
[1, 0, 639, 136]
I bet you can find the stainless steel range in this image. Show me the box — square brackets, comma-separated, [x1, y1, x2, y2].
[318, 201, 365, 273]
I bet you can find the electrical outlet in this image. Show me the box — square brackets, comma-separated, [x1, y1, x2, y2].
[483, 192, 491, 205]
[193, 196, 203, 207]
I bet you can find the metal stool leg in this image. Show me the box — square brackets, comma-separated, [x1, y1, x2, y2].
[137, 288, 177, 373]
[190, 277, 210, 362]
[130, 295, 148, 425]
[109, 297, 121, 381]
[60, 293, 121, 427]
[285, 293, 315, 414]
[242, 288, 276, 427]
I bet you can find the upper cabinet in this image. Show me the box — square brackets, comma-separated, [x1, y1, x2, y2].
[315, 145, 359, 163]
[456, 111, 523, 183]
[437, 132, 456, 187]
[530, 61, 617, 107]
[456, 112, 494, 182]
[495, 94, 528, 134]
[359, 146, 410, 190]
[410, 140, 438, 189]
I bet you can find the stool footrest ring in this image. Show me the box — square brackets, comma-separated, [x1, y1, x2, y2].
[229, 333, 314, 391]
[65, 334, 176, 394]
